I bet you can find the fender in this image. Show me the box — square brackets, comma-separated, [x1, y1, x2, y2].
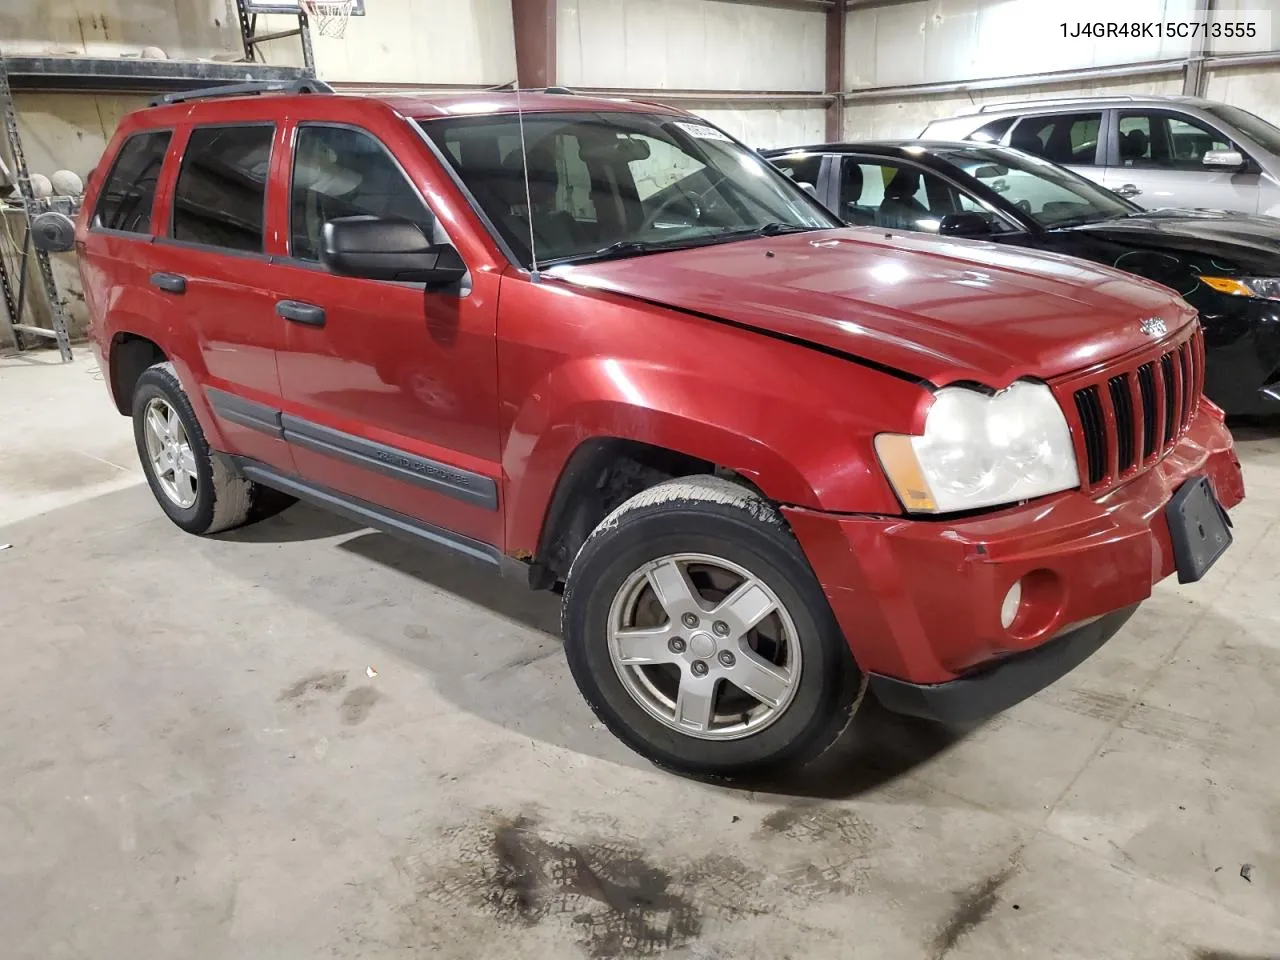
[502, 353, 922, 556]
[99, 289, 227, 453]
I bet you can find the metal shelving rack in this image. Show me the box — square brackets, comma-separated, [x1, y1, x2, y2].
[0, 0, 317, 357]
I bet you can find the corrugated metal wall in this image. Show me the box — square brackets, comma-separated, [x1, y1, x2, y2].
[557, 0, 824, 92]
[255, 0, 516, 85]
[1, 0, 239, 59]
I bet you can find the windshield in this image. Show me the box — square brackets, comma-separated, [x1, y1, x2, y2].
[418, 111, 838, 268]
[932, 144, 1136, 228]
[1201, 103, 1280, 156]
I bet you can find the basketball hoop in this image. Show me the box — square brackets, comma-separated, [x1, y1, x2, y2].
[302, 0, 354, 39]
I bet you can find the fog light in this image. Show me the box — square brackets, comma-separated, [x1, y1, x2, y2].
[1000, 580, 1023, 630]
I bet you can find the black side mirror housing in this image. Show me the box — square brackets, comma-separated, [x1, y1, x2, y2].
[938, 211, 993, 237]
[320, 216, 467, 288]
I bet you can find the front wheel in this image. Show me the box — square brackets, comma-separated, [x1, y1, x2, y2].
[131, 362, 293, 535]
[562, 476, 864, 779]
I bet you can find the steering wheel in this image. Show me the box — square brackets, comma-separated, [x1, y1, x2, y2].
[638, 173, 739, 233]
[639, 191, 703, 232]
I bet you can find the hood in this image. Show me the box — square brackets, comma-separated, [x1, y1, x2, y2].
[549, 229, 1194, 387]
[1067, 209, 1280, 263]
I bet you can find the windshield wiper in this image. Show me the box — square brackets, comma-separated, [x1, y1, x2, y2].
[718, 221, 814, 239]
[545, 238, 691, 267]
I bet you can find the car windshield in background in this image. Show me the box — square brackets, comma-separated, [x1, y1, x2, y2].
[1201, 103, 1280, 156]
[418, 112, 837, 268]
[933, 145, 1136, 228]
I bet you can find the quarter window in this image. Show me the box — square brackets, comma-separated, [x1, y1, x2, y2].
[290, 125, 436, 262]
[93, 130, 171, 234]
[171, 125, 274, 253]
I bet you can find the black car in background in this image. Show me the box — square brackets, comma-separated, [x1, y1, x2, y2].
[764, 141, 1280, 416]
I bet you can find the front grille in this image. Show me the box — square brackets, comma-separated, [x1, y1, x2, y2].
[1070, 327, 1202, 491]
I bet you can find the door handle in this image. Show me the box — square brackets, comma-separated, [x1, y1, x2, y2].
[276, 300, 326, 327]
[1115, 183, 1143, 198]
[150, 272, 186, 294]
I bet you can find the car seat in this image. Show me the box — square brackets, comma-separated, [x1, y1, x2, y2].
[1120, 128, 1149, 165]
[840, 162, 876, 225]
[1010, 126, 1045, 157]
[878, 168, 928, 230]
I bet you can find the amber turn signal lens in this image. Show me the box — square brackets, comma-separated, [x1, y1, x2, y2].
[1199, 276, 1252, 297]
[874, 434, 937, 512]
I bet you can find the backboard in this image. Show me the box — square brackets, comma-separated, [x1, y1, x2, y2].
[243, 0, 365, 13]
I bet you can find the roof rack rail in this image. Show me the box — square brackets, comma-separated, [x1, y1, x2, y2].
[480, 82, 576, 95]
[149, 78, 334, 107]
[976, 93, 1136, 112]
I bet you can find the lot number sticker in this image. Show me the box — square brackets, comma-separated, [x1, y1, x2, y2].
[672, 121, 734, 143]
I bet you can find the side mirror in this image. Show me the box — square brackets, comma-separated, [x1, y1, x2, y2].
[1203, 149, 1245, 169]
[320, 216, 466, 288]
[938, 211, 993, 237]
[797, 182, 817, 197]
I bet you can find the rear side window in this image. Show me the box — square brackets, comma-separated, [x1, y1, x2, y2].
[1010, 112, 1102, 165]
[93, 130, 171, 233]
[290, 124, 435, 262]
[171, 124, 275, 253]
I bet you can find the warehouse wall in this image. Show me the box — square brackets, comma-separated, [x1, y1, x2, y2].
[1, 0, 240, 58]
[845, 0, 1199, 91]
[255, 0, 515, 85]
[557, 0, 826, 147]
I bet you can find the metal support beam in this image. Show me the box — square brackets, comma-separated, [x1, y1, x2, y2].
[825, 0, 846, 140]
[512, 0, 556, 89]
[842, 58, 1186, 102]
[1182, 0, 1215, 96]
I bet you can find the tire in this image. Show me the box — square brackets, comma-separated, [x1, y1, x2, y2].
[563, 475, 864, 779]
[131, 362, 294, 535]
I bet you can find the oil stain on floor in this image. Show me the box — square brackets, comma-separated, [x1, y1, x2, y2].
[396, 805, 888, 959]
[404, 813, 770, 958]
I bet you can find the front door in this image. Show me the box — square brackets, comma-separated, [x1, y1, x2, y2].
[272, 121, 504, 549]
[1102, 109, 1262, 214]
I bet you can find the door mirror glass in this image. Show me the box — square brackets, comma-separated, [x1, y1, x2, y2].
[1203, 149, 1245, 169]
[797, 181, 817, 196]
[938, 211, 993, 237]
[320, 216, 466, 287]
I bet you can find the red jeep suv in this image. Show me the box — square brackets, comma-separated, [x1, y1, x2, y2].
[75, 82, 1244, 778]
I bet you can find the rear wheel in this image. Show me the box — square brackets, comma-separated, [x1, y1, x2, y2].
[131, 362, 294, 534]
[563, 476, 863, 778]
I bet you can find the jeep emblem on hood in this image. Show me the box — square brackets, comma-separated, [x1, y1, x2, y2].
[1140, 317, 1168, 337]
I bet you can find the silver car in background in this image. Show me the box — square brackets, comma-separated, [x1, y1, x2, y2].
[921, 95, 1280, 216]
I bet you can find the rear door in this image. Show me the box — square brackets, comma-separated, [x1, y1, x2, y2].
[1101, 108, 1261, 213]
[270, 115, 504, 550]
[147, 116, 296, 474]
[79, 127, 174, 358]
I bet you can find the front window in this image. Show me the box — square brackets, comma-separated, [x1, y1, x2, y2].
[418, 112, 837, 268]
[1200, 103, 1280, 156]
[1117, 111, 1234, 170]
[935, 145, 1135, 229]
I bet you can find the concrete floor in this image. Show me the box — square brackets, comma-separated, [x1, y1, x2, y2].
[2, 347, 1279, 960]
